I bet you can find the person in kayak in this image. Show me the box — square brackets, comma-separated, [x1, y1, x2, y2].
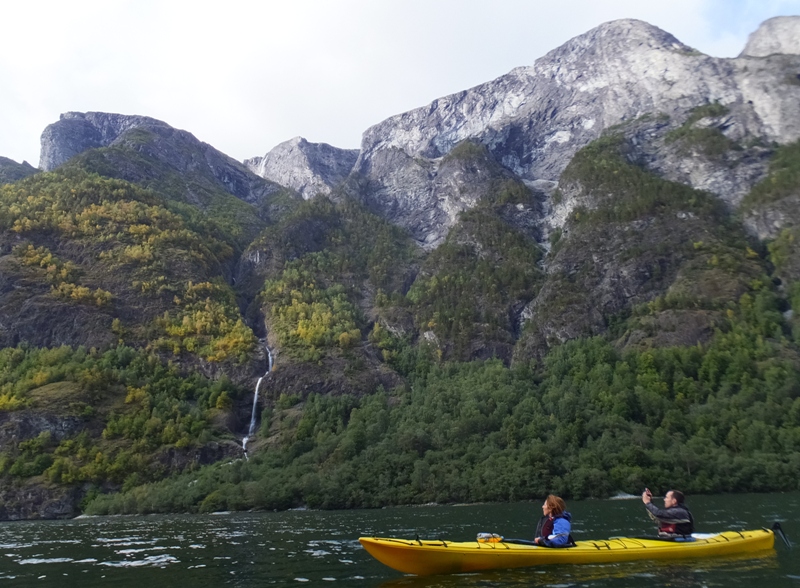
[534, 494, 574, 546]
[642, 488, 694, 538]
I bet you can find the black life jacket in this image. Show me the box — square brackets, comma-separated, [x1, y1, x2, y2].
[658, 505, 694, 537]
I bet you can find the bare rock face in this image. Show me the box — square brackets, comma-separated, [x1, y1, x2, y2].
[356, 142, 532, 248]
[742, 194, 800, 241]
[39, 112, 167, 171]
[245, 137, 358, 200]
[618, 113, 773, 209]
[39, 112, 280, 206]
[351, 18, 800, 246]
[740, 16, 800, 57]
[0, 483, 82, 520]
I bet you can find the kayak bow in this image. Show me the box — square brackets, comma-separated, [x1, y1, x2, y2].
[359, 528, 775, 576]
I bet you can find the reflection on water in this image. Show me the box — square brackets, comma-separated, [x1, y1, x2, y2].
[377, 550, 780, 588]
[0, 492, 796, 587]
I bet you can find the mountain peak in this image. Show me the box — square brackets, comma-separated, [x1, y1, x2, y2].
[38, 111, 283, 209]
[561, 18, 687, 52]
[245, 138, 358, 200]
[39, 112, 171, 171]
[740, 15, 800, 57]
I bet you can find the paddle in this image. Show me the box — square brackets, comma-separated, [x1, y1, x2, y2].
[772, 522, 792, 549]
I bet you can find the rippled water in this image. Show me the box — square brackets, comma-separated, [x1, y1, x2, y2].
[0, 492, 797, 587]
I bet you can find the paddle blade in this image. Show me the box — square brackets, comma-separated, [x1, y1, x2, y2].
[772, 522, 792, 549]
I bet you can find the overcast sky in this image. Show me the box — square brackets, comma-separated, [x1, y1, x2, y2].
[2, 0, 799, 167]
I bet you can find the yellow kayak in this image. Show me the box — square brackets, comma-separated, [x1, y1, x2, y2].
[359, 529, 776, 576]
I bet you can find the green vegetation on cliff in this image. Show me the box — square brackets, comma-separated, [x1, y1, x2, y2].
[84, 286, 800, 513]
[561, 134, 730, 226]
[255, 196, 419, 364]
[738, 139, 800, 283]
[741, 140, 800, 209]
[520, 128, 765, 358]
[665, 103, 740, 159]
[407, 206, 543, 360]
[0, 169, 257, 361]
[3, 114, 800, 519]
[0, 345, 242, 492]
[72, 138, 282, 250]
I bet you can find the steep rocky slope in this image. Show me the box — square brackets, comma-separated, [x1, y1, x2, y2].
[517, 125, 767, 356]
[0, 157, 37, 184]
[245, 137, 358, 200]
[40, 113, 164, 171]
[348, 17, 800, 246]
[740, 15, 800, 57]
[41, 113, 277, 204]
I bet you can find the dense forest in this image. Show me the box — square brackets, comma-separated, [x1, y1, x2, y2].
[84, 285, 800, 513]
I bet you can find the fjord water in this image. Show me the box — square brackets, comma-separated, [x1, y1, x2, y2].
[1, 493, 797, 587]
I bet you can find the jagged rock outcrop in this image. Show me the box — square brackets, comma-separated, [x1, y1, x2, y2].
[0, 484, 82, 520]
[39, 112, 283, 206]
[39, 112, 166, 171]
[511, 109, 773, 357]
[0, 157, 37, 184]
[0, 410, 85, 448]
[612, 111, 772, 209]
[350, 18, 800, 246]
[740, 15, 800, 57]
[742, 193, 800, 241]
[353, 141, 534, 248]
[245, 137, 358, 200]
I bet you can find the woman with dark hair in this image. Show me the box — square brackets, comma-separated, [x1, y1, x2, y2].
[534, 495, 574, 547]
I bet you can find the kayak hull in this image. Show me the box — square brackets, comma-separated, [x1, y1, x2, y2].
[359, 529, 775, 576]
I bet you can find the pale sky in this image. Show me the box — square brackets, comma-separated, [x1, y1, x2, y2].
[1, 0, 799, 167]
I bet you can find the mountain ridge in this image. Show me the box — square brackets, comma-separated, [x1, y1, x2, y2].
[347, 17, 800, 247]
[244, 137, 358, 200]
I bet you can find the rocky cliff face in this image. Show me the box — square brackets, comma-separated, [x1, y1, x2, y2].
[0, 157, 37, 184]
[740, 15, 800, 57]
[20, 16, 800, 362]
[349, 18, 800, 246]
[39, 112, 283, 207]
[39, 112, 167, 171]
[245, 137, 358, 200]
[351, 141, 533, 248]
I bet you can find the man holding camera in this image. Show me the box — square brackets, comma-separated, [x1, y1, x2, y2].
[641, 488, 695, 538]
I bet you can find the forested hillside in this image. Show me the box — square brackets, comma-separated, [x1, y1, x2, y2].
[86, 289, 800, 514]
[1, 128, 799, 518]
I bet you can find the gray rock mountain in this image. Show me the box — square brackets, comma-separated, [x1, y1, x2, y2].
[39, 112, 281, 206]
[349, 17, 800, 246]
[245, 137, 358, 200]
[740, 15, 800, 57]
[0, 157, 37, 184]
[33, 18, 800, 253]
[39, 112, 167, 171]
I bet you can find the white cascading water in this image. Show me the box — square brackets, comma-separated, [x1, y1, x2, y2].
[242, 346, 274, 455]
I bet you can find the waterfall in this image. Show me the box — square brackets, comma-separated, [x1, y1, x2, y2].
[242, 346, 273, 454]
[245, 376, 264, 439]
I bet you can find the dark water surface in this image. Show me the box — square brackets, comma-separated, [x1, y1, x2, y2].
[0, 492, 798, 587]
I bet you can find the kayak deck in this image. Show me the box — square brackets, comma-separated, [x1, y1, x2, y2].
[359, 529, 775, 576]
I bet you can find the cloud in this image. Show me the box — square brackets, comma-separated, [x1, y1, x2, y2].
[0, 0, 797, 167]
